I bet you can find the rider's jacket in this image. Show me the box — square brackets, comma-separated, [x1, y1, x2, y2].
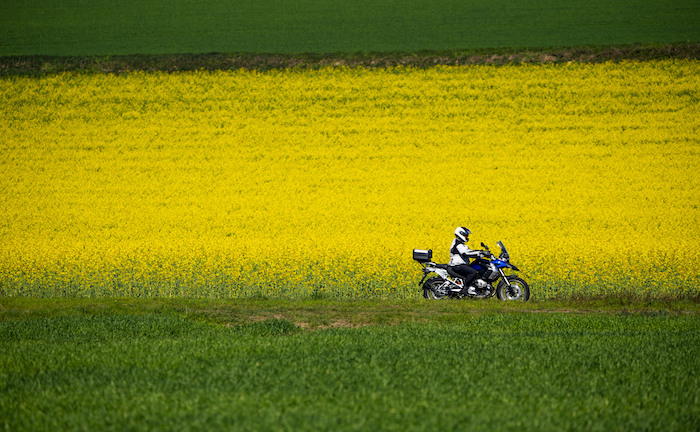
[449, 239, 481, 266]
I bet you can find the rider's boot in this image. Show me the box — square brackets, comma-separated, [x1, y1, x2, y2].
[460, 285, 477, 296]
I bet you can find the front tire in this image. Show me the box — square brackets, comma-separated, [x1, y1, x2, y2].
[423, 277, 447, 300]
[496, 276, 530, 301]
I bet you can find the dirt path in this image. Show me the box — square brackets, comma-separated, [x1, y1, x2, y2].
[2, 43, 698, 76]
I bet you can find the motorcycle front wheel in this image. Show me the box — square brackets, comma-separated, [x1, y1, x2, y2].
[423, 277, 447, 300]
[496, 276, 530, 301]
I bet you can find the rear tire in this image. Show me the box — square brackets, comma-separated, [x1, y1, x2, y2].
[423, 277, 447, 300]
[496, 276, 530, 301]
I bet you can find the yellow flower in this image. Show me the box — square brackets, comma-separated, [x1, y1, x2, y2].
[0, 61, 698, 298]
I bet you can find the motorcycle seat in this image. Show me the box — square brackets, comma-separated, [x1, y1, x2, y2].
[447, 266, 462, 278]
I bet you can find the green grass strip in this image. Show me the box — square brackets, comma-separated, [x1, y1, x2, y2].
[2, 0, 699, 56]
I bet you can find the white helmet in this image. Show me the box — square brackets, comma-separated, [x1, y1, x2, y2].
[454, 226, 471, 243]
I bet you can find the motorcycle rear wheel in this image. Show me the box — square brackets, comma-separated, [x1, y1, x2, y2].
[496, 276, 530, 301]
[423, 277, 447, 300]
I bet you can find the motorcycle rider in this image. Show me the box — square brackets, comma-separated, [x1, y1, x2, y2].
[449, 226, 489, 295]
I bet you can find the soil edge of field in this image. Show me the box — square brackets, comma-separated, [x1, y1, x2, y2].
[1, 297, 697, 331]
[1, 42, 699, 76]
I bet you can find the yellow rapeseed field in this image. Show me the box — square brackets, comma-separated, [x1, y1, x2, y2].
[1, 61, 698, 298]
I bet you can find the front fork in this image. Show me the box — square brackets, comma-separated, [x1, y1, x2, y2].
[499, 269, 525, 298]
[499, 269, 510, 287]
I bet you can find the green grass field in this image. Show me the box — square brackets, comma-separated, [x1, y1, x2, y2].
[1, 0, 699, 56]
[1, 299, 699, 431]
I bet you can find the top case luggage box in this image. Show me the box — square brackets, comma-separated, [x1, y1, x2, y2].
[412, 249, 433, 262]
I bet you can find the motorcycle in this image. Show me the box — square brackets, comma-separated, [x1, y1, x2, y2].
[413, 241, 530, 301]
